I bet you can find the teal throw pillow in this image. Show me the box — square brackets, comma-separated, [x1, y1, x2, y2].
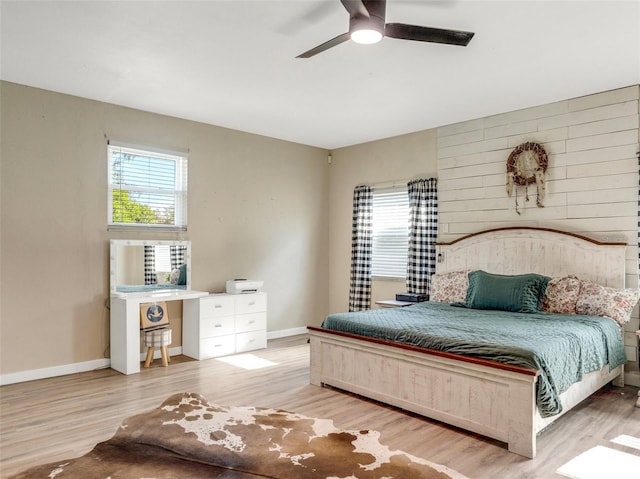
[177, 263, 187, 285]
[464, 270, 549, 313]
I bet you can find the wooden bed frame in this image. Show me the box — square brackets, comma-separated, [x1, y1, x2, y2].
[308, 227, 627, 458]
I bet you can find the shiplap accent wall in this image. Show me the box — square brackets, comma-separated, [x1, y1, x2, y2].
[437, 85, 640, 385]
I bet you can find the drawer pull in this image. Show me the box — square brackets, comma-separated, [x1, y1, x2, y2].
[214, 324, 222, 328]
[214, 304, 223, 309]
[248, 301, 255, 306]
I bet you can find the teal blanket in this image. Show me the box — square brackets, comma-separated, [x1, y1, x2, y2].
[321, 302, 626, 417]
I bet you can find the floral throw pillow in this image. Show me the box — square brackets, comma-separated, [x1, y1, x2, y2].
[542, 275, 581, 314]
[169, 268, 181, 285]
[575, 280, 640, 326]
[430, 270, 470, 303]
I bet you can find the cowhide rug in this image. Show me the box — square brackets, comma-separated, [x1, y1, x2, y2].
[11, 392, 467, 478]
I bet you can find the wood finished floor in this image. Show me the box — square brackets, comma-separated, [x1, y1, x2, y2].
[1, 334, 639, 478]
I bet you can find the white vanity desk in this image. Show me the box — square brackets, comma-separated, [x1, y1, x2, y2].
[110, 239, 210, 375]
[110, 289, 209, 375]
[109, 239, 267, 374]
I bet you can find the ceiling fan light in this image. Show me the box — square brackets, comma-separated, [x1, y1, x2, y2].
[351, 28, 383, 44]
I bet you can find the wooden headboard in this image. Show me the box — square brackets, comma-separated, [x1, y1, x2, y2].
[436, 227, 627, 289]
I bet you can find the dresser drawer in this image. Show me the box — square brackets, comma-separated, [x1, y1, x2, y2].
[199, 335, 235, 359]
[235, 293, 267, 314]
[236, 330, 267, 353]
[235, 312, 266, 334]
[200, 295, 235, 318]
[183, 293, 267, 360]
[200, 315, 235, 338]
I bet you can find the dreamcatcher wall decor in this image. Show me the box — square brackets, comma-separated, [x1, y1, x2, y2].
[506, 142, 548, 214]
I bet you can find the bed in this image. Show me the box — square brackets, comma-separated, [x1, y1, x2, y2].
[308, 227, 635, 458]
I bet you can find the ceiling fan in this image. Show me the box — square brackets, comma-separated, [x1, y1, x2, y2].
[296, 0, 474, 58]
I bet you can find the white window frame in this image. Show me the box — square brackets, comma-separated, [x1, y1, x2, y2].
[107, 141, 188, 231]
[371, 187, 409, 279]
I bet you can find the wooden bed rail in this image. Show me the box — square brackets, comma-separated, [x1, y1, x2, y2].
[308, 327, 540, 458]
[307, 326, 538, 376]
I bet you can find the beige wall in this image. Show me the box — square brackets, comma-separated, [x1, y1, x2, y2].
[328, 131, 438, 314]
[3, 80, 639, 384]
[0, 81, 330, 376]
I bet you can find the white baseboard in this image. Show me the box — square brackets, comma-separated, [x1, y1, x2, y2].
[267, 326, 309, 340]
[1, 328, 308, 385]
[0, 358, 111, 386]
[2, 329, 636, 389]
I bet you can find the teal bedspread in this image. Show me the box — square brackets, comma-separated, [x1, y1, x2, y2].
[321, 302, 626, 417]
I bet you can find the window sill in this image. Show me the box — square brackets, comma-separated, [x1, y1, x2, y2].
[107, 225, 187, 233]
[371, 276, 406, 282]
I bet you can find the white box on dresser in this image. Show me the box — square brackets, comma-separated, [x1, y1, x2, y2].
[183, 293, 267, 360]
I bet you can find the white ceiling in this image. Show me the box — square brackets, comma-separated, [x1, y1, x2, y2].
[1, 1, 638, 150]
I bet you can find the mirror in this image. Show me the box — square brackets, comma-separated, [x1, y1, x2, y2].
[110, 240, 191, 296]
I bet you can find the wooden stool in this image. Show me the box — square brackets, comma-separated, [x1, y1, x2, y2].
[143, 328, 172, 367]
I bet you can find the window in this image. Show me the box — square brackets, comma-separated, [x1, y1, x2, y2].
[154, 245, 172, 274]
[371, 188, 409, 278]
[108, 142, 188, 230]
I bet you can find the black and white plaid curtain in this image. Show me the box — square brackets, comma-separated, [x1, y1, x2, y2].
[144, 246, 157, 285]
[170, 245, 185, 270]
[349, 185, 373, 311]
[406, 178, 438, 296]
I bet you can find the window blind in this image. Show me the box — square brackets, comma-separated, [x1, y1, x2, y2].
[108, 143, 188, 230]
[154, 245, 172, 273]
[371, 188, 409, 278]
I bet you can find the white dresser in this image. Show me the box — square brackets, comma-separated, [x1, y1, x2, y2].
[183, 293, 267, 360]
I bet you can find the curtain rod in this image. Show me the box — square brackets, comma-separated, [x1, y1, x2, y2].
[370, 178, 409, 190]
[371, 176, 433, 190]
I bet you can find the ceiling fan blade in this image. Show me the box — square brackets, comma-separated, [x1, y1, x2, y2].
[385, 23, 474, 46]
[340, 0, 370, 18]
[296, 32, 351, 58]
